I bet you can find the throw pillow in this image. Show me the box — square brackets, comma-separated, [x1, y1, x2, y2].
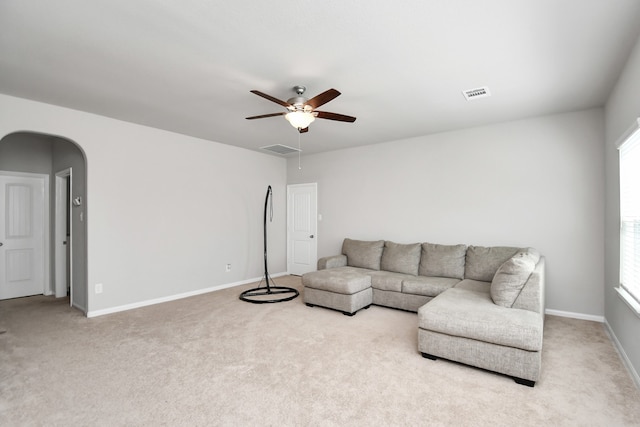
[380, 241, 421, 275]
[342, 238, 385, 270]
[419, 243, 467, 279]
[490, 249, 540, 307]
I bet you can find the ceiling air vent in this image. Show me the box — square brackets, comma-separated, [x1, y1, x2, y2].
[261, 144, 301, 155]
[462, 86, 491, 101]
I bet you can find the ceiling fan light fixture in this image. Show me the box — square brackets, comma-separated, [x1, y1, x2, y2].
[285, 111, 315, 129]
[247, 86, 356, 132]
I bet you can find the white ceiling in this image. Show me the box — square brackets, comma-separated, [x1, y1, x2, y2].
[1, 0, 640, 155]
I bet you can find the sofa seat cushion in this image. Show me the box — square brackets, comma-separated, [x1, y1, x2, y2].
[402, 276, 460, 297]
[380, 241, 421, 275]
[342, 238, 385, 270]
[369, 271, 415, 292]
[419, 243, 467, 279]
[454, 279, 491, 294]
[418, 288, 543, 351]
[302, 267, 371, 295]
[465, 246, 520, 282]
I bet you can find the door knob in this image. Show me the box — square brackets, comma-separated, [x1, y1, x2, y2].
[309, 235, 314, 238]
[0, 242, 3, 246]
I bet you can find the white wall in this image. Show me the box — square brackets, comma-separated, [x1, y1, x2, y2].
[288, 109, 605, 316]
[604, 32, 640, 381]
[0, 94, 287, 314]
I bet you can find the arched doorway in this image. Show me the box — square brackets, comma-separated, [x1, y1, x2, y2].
[0, 131, 87, 313]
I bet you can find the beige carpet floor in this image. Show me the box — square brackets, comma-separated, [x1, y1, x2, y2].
[1, 275, 640, 426]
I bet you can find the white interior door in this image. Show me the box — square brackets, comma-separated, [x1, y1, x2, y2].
[0, 173, 47, 300]
[287, 183, 318, 275]
[55, 169, 72, 300]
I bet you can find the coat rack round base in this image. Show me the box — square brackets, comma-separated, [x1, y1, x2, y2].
[240, 185, 299, 304]
[239, 282, 299, 304]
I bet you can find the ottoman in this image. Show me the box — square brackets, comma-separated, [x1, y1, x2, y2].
[302, 267, 372, 316]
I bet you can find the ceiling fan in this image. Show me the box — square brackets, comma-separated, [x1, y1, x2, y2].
[246, 85, 356, 133]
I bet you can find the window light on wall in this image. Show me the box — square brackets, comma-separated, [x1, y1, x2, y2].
[617, 117, 640, 315]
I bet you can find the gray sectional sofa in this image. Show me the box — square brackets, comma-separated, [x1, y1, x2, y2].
[301, 238, 545, 386]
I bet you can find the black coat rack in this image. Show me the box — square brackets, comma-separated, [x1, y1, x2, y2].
[239, 185, 299, 303]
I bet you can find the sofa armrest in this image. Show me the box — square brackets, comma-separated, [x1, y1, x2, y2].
[512, 256, 545, 315]
[318, 254, 348, 270]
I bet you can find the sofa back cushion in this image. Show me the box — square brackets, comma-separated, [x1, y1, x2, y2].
[490, 248, 541, 307]
[419, 243, 467, 279]
[464, 246, 520, 282]
[342, 238, 385, 270]
[380, 241, 421, 275]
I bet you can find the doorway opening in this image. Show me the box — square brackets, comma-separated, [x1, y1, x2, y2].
[0, 131, 87, 313]
[55, 168, 72, 303]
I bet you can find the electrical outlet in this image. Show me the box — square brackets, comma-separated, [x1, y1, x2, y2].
[95, 283, 103, 294]
[225, 264, 231, 272]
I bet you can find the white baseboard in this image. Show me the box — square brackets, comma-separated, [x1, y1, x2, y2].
[544, 308, 604, 323]
[86, 272, 288, 318]
[604, 319, 640, 390]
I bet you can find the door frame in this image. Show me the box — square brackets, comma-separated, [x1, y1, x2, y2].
[0, 170, 50, 296]
[55, 168, 72, 301]
[286, 182, 318, 275]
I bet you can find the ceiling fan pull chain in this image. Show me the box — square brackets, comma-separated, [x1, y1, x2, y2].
[298, 131, 302, 170]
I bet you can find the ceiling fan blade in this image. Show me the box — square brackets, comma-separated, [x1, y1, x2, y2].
[298, 127, 309, 134]
[250, 90, 291, 108]
[246, 112, 286, 120]
[315, 111, 357, 123]
[306, 89, 341, 109]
